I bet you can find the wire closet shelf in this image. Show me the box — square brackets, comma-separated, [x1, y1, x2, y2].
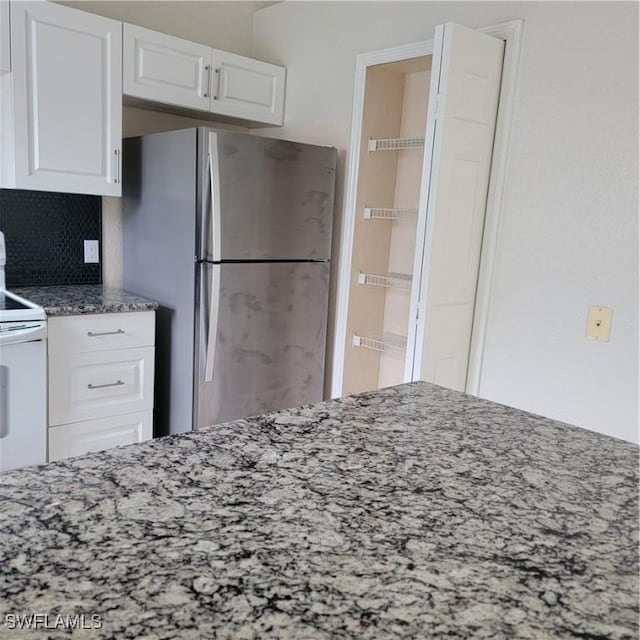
[363, 207, 418, 220]
[357, 271, 412, 291]
[352, 332, 407, 356]
[367, 136, 425, 152]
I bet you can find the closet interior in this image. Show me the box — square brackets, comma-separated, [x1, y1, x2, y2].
[342, 55, 432, 396]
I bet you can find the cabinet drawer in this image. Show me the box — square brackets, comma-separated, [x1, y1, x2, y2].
[49, 411, 153, 462]
[49, 347, 154, 426]
[49, 312, 155, 356]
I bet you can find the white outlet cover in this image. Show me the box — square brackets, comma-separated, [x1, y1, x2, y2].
[84, 240, 99, 264]
[586, 305, 613, 341]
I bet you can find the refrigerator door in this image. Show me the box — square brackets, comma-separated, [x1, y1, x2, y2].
[197, 129, 336, 261]
[194, 261, 330, 427]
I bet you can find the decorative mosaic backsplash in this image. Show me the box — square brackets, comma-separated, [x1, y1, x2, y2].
[0, 189, 101, 287]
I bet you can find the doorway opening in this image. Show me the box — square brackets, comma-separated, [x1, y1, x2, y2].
[332, 21, 523, 399]
[342, 55, 432, 395]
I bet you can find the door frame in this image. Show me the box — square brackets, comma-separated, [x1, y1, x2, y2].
[331, 19, 523, 399]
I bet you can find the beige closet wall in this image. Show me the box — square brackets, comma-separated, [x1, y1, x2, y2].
[342, 67, 404, 394]
[377, 69, 429, 389]
[253, 1, 639, 443]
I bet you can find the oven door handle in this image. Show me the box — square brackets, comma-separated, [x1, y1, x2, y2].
[0, 365, 8, 439]
[0, 323, 47, 346]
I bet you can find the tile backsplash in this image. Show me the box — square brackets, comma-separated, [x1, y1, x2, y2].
[0, 189, 101, 287]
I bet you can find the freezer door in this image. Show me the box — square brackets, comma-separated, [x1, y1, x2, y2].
[195, 261, 330, 427]
[198, 129, 336, 261]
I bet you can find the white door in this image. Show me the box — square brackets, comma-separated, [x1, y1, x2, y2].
[210, 49, 285, 126]
[123, 24, 212, 112]
[10, 1, 122, 196]
[0, 0, 9, 74]
[413, 23, 505, 391]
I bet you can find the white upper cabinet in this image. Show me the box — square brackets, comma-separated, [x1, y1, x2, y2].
[2, 1, 122, 196]
[210, 50, 285, 126]
[0, 1, 9, 74]
[122, 23, 286, 127]
[123, 23, 211, 112]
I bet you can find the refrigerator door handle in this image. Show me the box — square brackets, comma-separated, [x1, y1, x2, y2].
[0, 365, 8, 439]
[208, 132, 222, 262]
[199, 151, 211, 261]
[200, 265, 220, 384]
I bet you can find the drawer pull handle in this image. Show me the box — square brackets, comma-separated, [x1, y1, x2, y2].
[87, 329, 125, 337]
[88, 380, 125, 390]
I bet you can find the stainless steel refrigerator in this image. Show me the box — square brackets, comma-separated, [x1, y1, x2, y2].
[122, 127, 336, 436]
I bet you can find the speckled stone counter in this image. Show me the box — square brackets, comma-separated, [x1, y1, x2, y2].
[1, 383, 638, 639]
[13, 284, 158, 316]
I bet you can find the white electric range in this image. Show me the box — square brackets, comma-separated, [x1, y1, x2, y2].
[0, 233, 48, 471]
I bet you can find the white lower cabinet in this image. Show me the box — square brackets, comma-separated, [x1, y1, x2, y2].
[49, 346, 154, 426]
[48, 311, 155, 462]
[49, 411, 153, 462]
[48, 311, 156, 356]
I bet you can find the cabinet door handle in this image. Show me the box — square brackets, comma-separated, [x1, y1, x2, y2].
[87, 380, 125, 390]
[203, 64, 211, 98]
[213, 68, 220, 100]
[87, 329, 125, 337]
[114, 149, 121, 184]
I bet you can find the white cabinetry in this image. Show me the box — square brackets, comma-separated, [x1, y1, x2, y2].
[49, 412, 152, 463]
[210, 50, 285, 126]
[0, 1, 10, 74]
[1, 1, 122, 196]
[123, 23, 211, 112]
[48, 311, 155, 461]
[49, 346, 154, 426]
[123, 24, 285, 126]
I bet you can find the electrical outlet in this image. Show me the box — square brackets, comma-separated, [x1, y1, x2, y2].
[84, 240, 99, 264]
[586, 305, 613, 341]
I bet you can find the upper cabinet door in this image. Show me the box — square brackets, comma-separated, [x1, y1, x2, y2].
[416, 23, 504, 391]
[0, 1, 9, 74]
[210, 50, 285, 126]
[123, 23, 212, 112]
[10, 2, 122, 196]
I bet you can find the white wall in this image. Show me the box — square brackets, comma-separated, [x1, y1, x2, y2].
[253, 1, 639, 442]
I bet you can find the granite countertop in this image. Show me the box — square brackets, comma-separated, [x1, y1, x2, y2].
[13, 284, 159, 316]
[1, 382, 637, 639]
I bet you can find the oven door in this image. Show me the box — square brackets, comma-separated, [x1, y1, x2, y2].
[0, 322, 47, 471]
